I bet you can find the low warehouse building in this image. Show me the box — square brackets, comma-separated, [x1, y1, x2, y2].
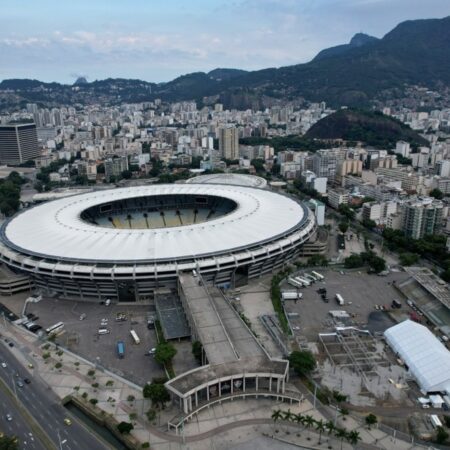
[384, 320, 450, 394]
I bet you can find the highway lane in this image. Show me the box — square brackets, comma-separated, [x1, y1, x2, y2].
[0, 338, 112, 450]
[0, 377, 46, 450]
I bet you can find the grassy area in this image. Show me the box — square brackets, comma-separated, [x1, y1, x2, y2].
[270, 272, 291, 335]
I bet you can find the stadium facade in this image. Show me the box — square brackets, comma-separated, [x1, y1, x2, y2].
[0, 184, 315, 301]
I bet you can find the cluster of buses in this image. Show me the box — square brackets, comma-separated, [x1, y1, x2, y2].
[288, 270, 324, 288]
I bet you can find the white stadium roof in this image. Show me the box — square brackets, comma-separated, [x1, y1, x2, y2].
[3, 184, 306, 263]
[186, 173, 268, 189]
[384, 320, 450, 394]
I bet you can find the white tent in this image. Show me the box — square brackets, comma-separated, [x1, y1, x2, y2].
[384, 320, 450, 395]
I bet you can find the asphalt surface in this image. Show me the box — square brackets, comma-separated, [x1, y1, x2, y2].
[0, 339, 112, 450]
[0, 376, 46, 450]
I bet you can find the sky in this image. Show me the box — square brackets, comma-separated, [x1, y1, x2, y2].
[1, 0, 449, 84]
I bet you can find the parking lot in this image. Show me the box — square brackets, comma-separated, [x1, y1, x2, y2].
[283, 269, 410, 340]
[26, 298, 165, 385]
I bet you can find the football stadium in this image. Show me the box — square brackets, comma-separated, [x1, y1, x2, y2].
[0, 184, 315, 301]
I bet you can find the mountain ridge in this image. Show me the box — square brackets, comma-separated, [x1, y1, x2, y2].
[1, 16, 449, 109]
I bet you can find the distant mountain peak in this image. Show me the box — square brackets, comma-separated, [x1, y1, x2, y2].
[349, 33, 378, 47]
[74, 77, 88, 85]
[313, 32, 379, 61]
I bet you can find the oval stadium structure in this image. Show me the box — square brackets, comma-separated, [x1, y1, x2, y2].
[0, 184, 315, 301]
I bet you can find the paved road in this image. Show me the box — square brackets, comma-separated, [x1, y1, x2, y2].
[0, 339, 112, 450]
[0, 377, 46, 450]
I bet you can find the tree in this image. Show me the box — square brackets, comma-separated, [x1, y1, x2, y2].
[192, 341, 203, 363]
[335, 427, 347, 450]
[338, 204, 355, 220]
[338, 222, 349, 234]
[367, 255, 386, 273]
[362, 218, 377, 230]
[304, 414, 316, 440]
[325, 420, 335, 435]
[399, 252, 419, 266]
[289, 350, 316, 376]
[282, 409, 294, 422]
[436, 426, 449, 445]
[117, 421, 134, 434]
[315, 419, 326, 444]
[347, 430, 361, 446]
[0, 434, 19, 449]
[344, 254, 364, 269]
[154, 342, 177, 365]
[429, 188, 444, 200]
[365, 413, 378, 429]
[340, 407, 349, 420]
[121, 170, 132, 179]
[271, 409, 283, 432]
[143, 381, 170, 409]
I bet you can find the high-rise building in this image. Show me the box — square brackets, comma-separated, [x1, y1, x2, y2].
[218, 126, 239, 160]
[104, 156, 129, 181]
[400, 197, 443, 239]
[0, 123, 40, 165]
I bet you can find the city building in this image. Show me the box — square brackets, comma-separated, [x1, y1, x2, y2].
[0, 123, 40, 165]
[218, 126, 239, 160]
[400, 197, 443, 239]
[327, 188, 349, 209]
[308, 199, 325, 226]
[104, 155, 129, 181]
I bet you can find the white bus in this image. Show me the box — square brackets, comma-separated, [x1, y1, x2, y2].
[45, 321, 64, 335]
[288, 277, 304, 288]
[296, 277, 310, 287]
[304, 273, 316, 283]
[335, 294, 345, 306]
[130, 329, 141, 345]
[311, 271, 324, 280]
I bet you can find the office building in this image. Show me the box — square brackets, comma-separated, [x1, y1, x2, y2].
[0, 123, 40, 165]
[218, 126, 239, 160]
[327, 188, 349, 209]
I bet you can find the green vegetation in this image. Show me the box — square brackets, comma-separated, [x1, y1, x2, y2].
[436, 426, 449, 445]
[271, 409, 361, 447]
[289, 350, 316, 376]
[145, 408, 157, 422]
[344, 251, 386, 273]
[382, 228, 450, 277]
[143, 378, 170, 409]
[399, 252, 420, 266]
[54, 362, 62, 369]
[192, 341, 203, 364]
[87, 369, 96, 377]
[0, 434, 19, 449]
[116, 421, 134, 435]
[154, 342, 177, 366]
[105, 380, 114, 387]
[42, 352, 50, 360]
[0, 172, 24, 216]
[306, 254, 328, 267]
[365, 413, 378, 428]
[429, 188, 444, 199]
[270, 272, 291, 334]
[240, 136, 333, 153]
[127, 395, 135, 402]
[81, 392, 88, 399]
[338, 204, 355, 221]
[306, 109, 428, 149]
[338, 222, 349, 234]
[91, 383, 99, 388]
[89, 398, 98, 405]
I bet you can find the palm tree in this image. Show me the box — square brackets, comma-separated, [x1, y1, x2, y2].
[325, 420, 335, 436]
[294, 413, 306, 430]
[271, 409, 282, 423]
[315, 419, 326, 444]
[304, 414, 316, 440]
[271, 409, 282, 433]
[335, 427, 347, 450]
[282, 409, 294, 422]
[347, 430, 361, 447]
[340, 407, 349, 421]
